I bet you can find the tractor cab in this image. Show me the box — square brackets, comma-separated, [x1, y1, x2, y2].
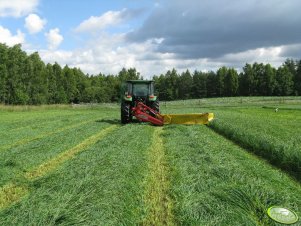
[121, 80, 159, 124]
[123, 80, 155, 102]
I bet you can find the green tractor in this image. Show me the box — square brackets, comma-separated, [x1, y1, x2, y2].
[120, 80, 159, 124]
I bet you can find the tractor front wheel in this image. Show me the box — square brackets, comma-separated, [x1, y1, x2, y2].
[121, 102, 132, 124]
[150, 100, 160, 113]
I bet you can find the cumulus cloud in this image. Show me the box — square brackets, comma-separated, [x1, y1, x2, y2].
[0, 26, 25, 46]
[38, 37, 293, 78]
[127, 0, 301, 59]
[29, 1, 301, 77]
[75, 8, 139, 33]
[38, 32, 209, 78]
[0, 0, 39, 17]
[38, 24, 292, 78]
[25, 14, 46, 34]
[45, 28, 63, 50]
[280, 44, 301, 59]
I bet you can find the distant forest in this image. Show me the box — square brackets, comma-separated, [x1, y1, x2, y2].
[0, 43, 301, 105]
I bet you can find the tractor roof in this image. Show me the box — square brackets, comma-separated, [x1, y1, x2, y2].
[126, 80, 154, 83]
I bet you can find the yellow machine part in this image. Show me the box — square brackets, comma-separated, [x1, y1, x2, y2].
[161, 113, 214, 125]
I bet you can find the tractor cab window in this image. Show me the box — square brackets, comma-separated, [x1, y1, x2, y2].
[132, 84, 150, 96]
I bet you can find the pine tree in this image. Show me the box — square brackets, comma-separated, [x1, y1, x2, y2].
[224, 68, 238, 96]
[216, 67, 227, 96]
[295, 60, 301, 95]
[240, 63, 255, 96]
[192, 71, 207, 98]
[0, 64, 8, 103]
[275, 65, 294, 96]
[178, 69, 193, 99]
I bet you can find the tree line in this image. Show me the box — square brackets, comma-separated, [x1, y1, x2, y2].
[154, 60, 301, 100]
[0, 43, 301, 105]
[0, 44, 140, 104]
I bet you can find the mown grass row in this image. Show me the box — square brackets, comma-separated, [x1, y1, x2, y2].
[0, 104, 72, 112]
[0, 124, 154, 225]
[209, 107, 301, 180]
[0, 124, 118, 211]
[0, 109, 118, 187]
[0, 108, 115, 147]
[25, 125, 118, 179]
[0, 123, 115, 187]
[0, 108, 76, 126]
[1, 103, 301, 225]
[0, 117, 96, 150]
[142, 127, 174, 225]
[162, 125, 301, 225]
[0, 106, 117, 136]
[160, 96, 301, 110]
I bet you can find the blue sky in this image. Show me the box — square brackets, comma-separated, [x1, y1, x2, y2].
[1, 0, 301, 77]
[1, 0, 152, 49]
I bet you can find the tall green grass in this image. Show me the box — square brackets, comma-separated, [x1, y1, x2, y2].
[160, 96, 301, 109]
[0, 103, 119, 112]
[0, 112, 101, 147]
[209, 107, 301, 180]
[0, 124, 153, 225]
[0, 107, 118, 187]
[162, 125, 301, 225]
[1, 100, 301, 225]
[0, 121, 114, 187]
[0, 104, 72, 112]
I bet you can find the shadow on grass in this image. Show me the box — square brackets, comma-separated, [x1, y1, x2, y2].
[95, 118, 160, 126]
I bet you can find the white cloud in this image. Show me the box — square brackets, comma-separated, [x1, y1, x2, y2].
[75, 8, 130, 33]
[38, 32, 182, 77]
[220, 46, 285, 68]
[25, 14, 46, 34]
[38, 40, 293, 78]
[32, 22, 298, 78]
[0, 26, 25, 46]
[0, 0, 39, 17]
[45, 28, 63, 50]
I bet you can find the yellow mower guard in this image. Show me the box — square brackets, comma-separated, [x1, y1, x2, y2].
[161, 113, 214, 125]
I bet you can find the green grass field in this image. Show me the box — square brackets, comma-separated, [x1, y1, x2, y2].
[0, 98, 301, 225]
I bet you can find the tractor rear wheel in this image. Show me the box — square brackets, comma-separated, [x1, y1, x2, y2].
[121, 102, 132, 124]
[150, 100, 160, 113]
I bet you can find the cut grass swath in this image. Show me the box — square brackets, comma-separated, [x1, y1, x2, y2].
[0, 125, 118, 212]
[0, 107, 116, 148]
[4, 112, 95, 133]
[0, 124, 153, 225]
[142, 127, 174, 226]
[209, 108, 301, 180]
[0, 183, 28, 210]
[26, 125, 118, 179]
[163, 125, 301, 225]
[1, 101, 300, 225]
[0, 120, 112, 187]
[0, 118, 98, 152]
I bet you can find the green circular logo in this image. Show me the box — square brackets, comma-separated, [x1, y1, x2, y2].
[267, 206, 299, 224]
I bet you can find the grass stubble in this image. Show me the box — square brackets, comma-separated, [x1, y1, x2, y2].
[142, 127, 174, 226]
